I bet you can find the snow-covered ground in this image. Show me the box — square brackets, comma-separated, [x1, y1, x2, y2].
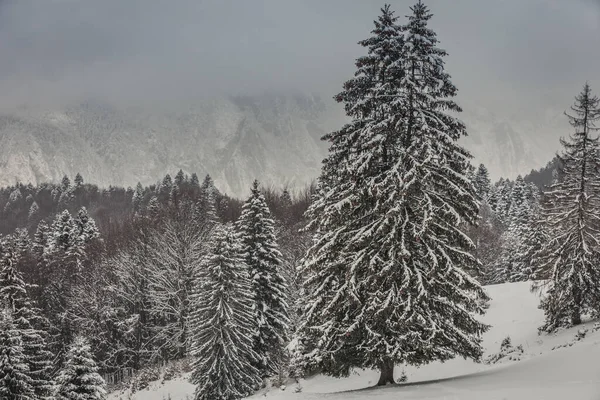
[109, 282, 600, 400]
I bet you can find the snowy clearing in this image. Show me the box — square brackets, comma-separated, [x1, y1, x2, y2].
[109, 281, 600, 400]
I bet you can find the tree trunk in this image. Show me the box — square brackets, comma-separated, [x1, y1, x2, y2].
[571, 287, 582, 326]
[377, 359, 395, 386]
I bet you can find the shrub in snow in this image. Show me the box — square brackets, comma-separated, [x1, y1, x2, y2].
[575, 329, 588, 341]
[484, 336, 524, 364]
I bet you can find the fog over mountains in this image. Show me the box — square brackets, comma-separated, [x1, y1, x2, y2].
[0, 93, 567, 196]
[0, 0, 596, 194]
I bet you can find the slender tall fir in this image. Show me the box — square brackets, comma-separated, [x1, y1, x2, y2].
[294, 2, 488, 385]
[189, 225, 261, 400]
[237, 180, 289, 377]
[535, 83, 600, 331]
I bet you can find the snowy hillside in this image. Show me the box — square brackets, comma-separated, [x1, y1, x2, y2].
[108, 282, 600, 400]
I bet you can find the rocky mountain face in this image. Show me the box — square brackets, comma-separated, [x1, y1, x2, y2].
[461, 103, 567, 181]
[0, 93, 566, 196]
[0, 94, 339, 197]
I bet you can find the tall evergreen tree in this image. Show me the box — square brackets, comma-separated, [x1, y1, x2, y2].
[295, 2, 488, 385]
[0, 244, 54, 399]
[237, 180, 289, 376]
[132, 183, 144, 214]
[61, 176, 71, 192]
[74, 173, 84, 188]
[535, 83, 600, 331]
[197, 175, 218, 225]
[0, 309, 35, 400]
[474, 164, 491, 199]
[55, 337, 107, 400]
[189, 225, 260, 400]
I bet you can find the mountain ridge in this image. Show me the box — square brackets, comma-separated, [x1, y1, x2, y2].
[0, 94, 565, 196]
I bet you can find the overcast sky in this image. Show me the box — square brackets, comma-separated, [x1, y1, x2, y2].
[0, 0, 599, 112]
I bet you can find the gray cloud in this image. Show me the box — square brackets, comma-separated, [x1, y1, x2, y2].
[0, 0, 599, 111]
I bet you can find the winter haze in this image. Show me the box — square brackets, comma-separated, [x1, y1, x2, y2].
[1, 0, 599, 194]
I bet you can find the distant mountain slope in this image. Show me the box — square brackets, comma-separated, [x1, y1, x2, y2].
[0, 94, 337, 197]
[460, 102, 566, 181]
[0, 94, 566, 195]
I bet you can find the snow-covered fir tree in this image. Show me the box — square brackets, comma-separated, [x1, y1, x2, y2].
[515, 204, 547, 282]
[535, 83, 600, 331]
[55, 337, 107, 400]
[189, 225, 261, 400]
[27, 202, 39, 225]
[491, 176, 536, 283]
[74, 173, 84, 188]
[0, 242, 55, 399]
[294, 2, 488, 385]
[474, 164, 491, 199]
[0, 309, 35, 400]
[197, 175, 218, 225]
[132, 182, 144, 214]
[237, 180, 289, 377]
[61, 175, 71, 192]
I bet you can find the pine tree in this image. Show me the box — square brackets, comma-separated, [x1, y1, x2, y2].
[535, 83, 600, 331]
[146, 196, 160, 219]
[516, 205, 546, 282]
[190, 173, 200, 189]
[61, 175, 71, 192]
[159, 174, 173, 204]
[27, 202, 39, 225]
[237, 180, 289, 377]
[132, 182, 144, 214]
[74, 173, 84, 188]
[174, 169, 186, 187]
[0, 309, 35, 400]
[295, 2, 488, 385]
[492, 176, 535, 283]
[55, 337, 106, 400]
[474, 164, 491, 199]
[197, 175, 218, 225]
[74, 207, 100, 246]
[492, 179, 513, 224]
[189, 225, 261, 400]
[0, 244, 55, 399]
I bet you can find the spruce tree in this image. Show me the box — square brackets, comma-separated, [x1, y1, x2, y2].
[27, 202, 39, 225]
[237, 180, 289, 376]
[535, 83, 600, 331]
[132, 182, 144, 214]
[61, 175, 71, 192]
[0, 309, 35, 400]
[55, 337, 107, 400]
[0, 245, 55, 399]
[474, 164, 491, 199]
[295, 2, 488, 385]
[74, 173, 84, 188]
[517, 205, 547, 282]
[197, 175, 218, 225]
[189, 225, 260, 400]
